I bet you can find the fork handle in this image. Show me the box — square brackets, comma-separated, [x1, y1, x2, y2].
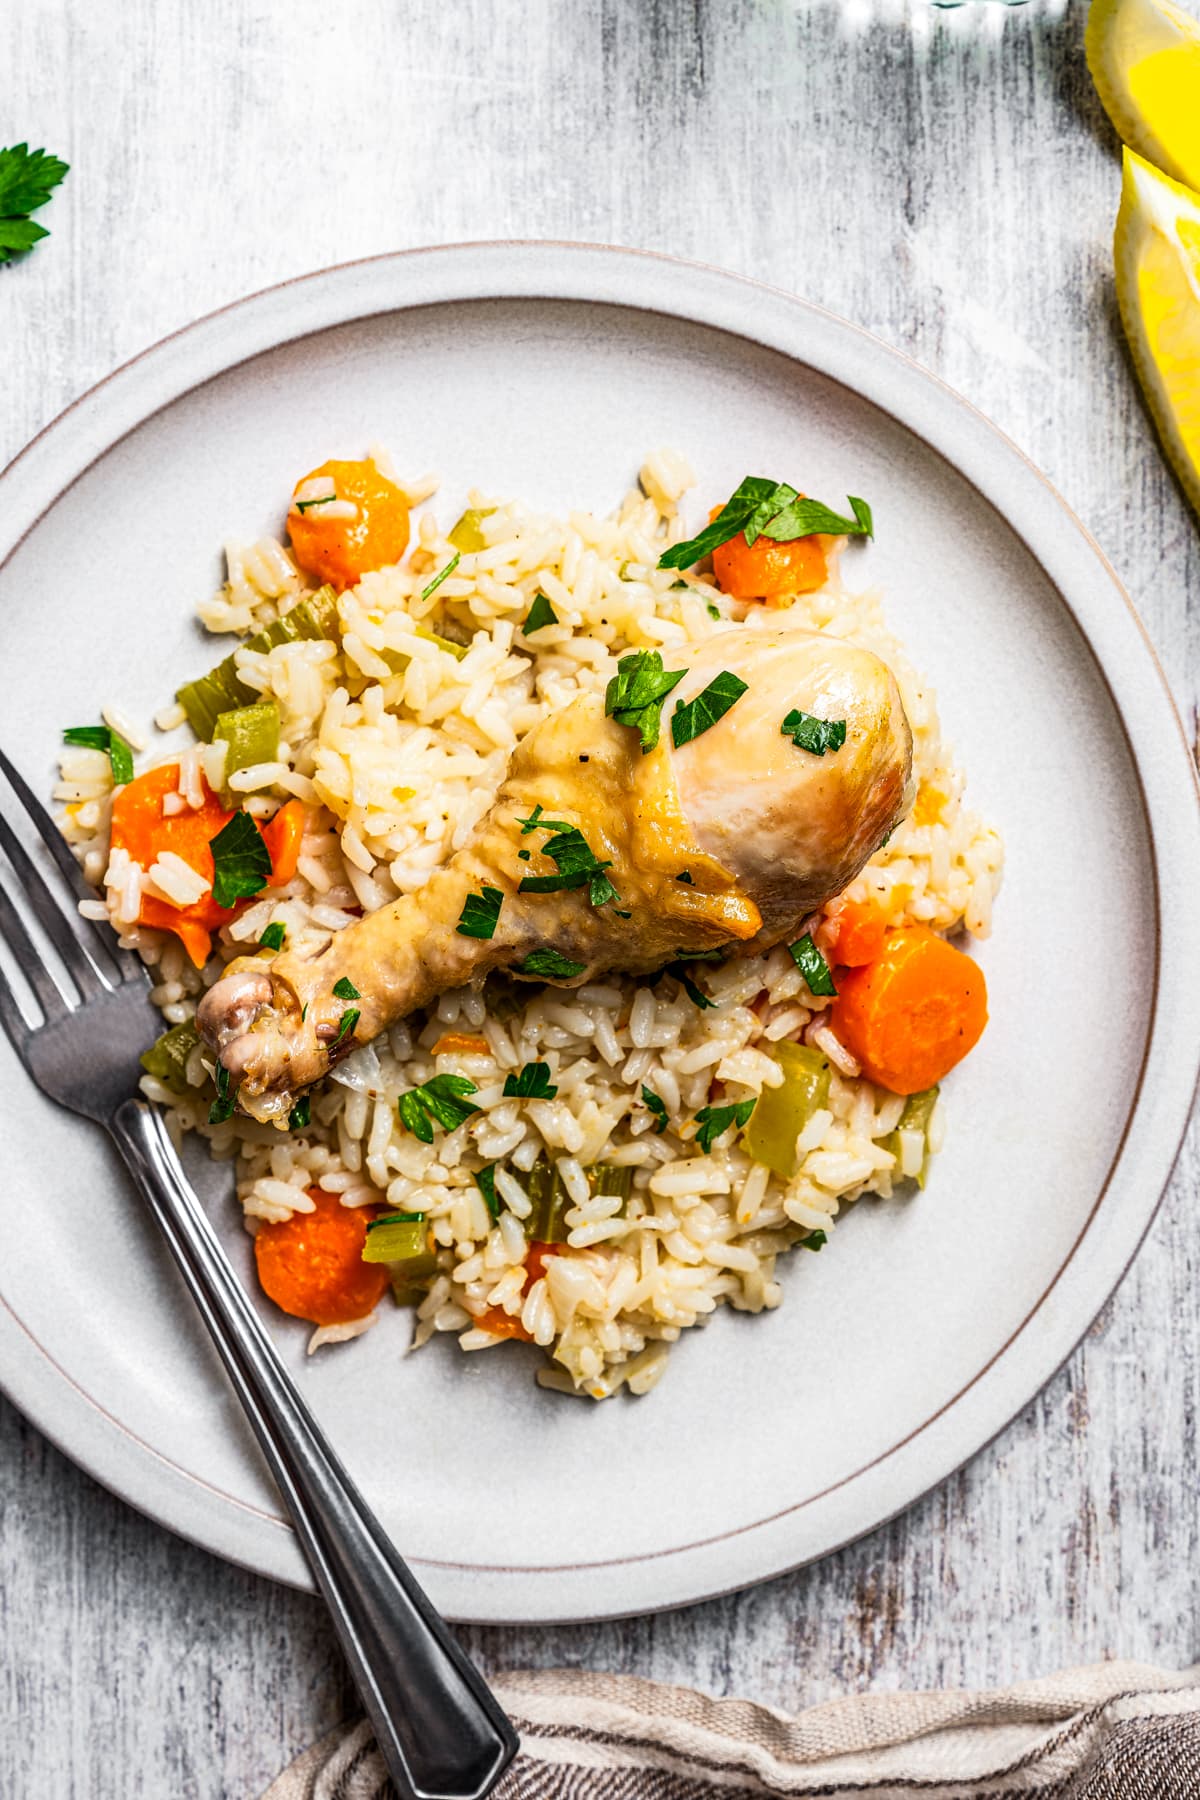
[110, 1098, 518, 1800]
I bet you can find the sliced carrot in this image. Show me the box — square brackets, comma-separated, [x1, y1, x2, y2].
[472, 1241, 561, 1342]
[431, 1032, 491, 1058]
[261, 799, 306, 886]
[287, 458, 411, 590]
[831, 926, 988, 1096]
[820, 893, 889, 968]
[710, 503, 833, 604]
[254, 1188, 390, 1326]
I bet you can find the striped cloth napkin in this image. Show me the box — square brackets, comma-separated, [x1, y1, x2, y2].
[263, 1659, 1200, 1798]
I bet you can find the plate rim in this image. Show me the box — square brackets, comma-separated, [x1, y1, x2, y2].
[2, 238, 1197, 1622]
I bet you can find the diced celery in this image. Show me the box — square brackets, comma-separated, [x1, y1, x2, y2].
[176, 585, 339, 740]
[391, 1259, 439, 1305]
[139, 1019, 202, 1096]
[881, 1086, 940, 1189]
[212, 702, 280, 781]
[362, 1213, 431, 1265]
[743, 1041, 831, 1178]
[381, 626, 469, 676]
[521, 1160, 633, 1243]
[448, 507, 495, 553]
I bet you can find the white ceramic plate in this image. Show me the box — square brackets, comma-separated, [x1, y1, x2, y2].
[2, 244, 1198, 1624]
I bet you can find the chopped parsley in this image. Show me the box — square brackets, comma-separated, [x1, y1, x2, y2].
[294, 494, 337, 513]
[802, 1230, 827, 1252]
[517, 804, 550, 834]
[790, 933, 837, 997]
[259, 922, 286, 952]
[209, 810, 272, 909]
[0, 143, 69, 264]
[397, 1073, 481, 1143]
[524, 592, 558, 634]
[641, 1085, 669, 1134]
[334, 1008, 360, 1045]
[517, 949, 587, 980]
[692, 1097, 756, 1153]
[419, 551, 460, 602]
[332, 977, 360, 1000]
[456, 885, 504, 940]
[288, 1095, 311, 1130]
[670, 963, 716, 1009]
[63, 723, 134, 786]
[208, 1061, 236, 1125]
[657, 476, 873, 572]
[671, 670, 747, 748]
[503, 1061, 558, 1100]
[366, 1209, 426, 1229]
[475, 1165, 500, 1218]
[517, 848, 531, 862]
[518, 824, 619, 909]
[604, 650, 686, 754]
[781, 710, 847, 757]
[676, 870, 694, 886]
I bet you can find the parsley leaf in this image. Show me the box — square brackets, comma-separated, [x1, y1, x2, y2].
[503, 1061, 558, 1100]
[802, 1229, 827, 1252]
[517, 804, 546, 834]
[259, 922, 286, 952]
[294, 494, 338, 513]
[671, 670, 748, 748]
[288, 1094, 311, 1130]
[693, 1097, 756, 1153]
[669, 963, 716, 1009]
[517, 949, 587, 980]
[781, 710, 847, 757]
[518, 825, 619, 908]
[456, 885, 504, 940]
[209, 811, 271, 909]
[476, 1165, 500, 1218]
[790, 933, 837, 997]
[397, 1073, 480, 1142]
[656, 476, 872, 571]
[208, 1061, 236, 1125]
[0, 144, 68, 264]
[604, 650, 686, 754]
[63, 722, 133, 785]
[524, 592, 558, 634]
[419, 551, 460, 602]
[641, 1085, 669, 1134]
[335, 1008, 360, 1045]
[333, 977, 360, 1000]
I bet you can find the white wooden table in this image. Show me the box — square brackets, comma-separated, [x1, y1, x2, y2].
[3, 2, 1198, 1794]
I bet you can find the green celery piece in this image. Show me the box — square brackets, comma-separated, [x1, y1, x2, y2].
[448, 507, 495, 553]
[176, 584, 339, 740]
[362, 1217, 430, 1264]
[520, 1159, 633, 1244]
[390, 1256, 440, 1304]
[213, 701, 280, 781]
[881, 1085, 940, 1189]
[139, 1019, 202, 1097]
[743, 1041, 831, 1178]
[381, 625, 469, 676]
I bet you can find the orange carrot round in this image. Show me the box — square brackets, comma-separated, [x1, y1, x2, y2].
[831, 926, 988, 1095]
[473, 1241, 560, 1341]
[821, 893, 889, 968]
[260, 799, 306, 887]
[710, 502, 832, 604]
[254, 1188, 390, 1326]
[287, 458, 410, 590]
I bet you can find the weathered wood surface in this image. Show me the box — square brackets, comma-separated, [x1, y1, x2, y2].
[2, 0, 1198, 1794]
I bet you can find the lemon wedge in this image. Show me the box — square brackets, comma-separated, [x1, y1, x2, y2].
[1087, 0, 1200, 192]
[1114, 147, 1200, 512]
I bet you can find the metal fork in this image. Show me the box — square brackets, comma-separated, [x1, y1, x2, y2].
[0, 745, 518, 1800]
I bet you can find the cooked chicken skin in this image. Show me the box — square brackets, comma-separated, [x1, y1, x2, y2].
[198, 627, 913, 1121]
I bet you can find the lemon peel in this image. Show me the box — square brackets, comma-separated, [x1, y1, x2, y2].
[1087, 0, 1200, 192]
[1114, 146, 1200, 513]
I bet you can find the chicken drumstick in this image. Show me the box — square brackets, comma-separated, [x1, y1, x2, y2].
[198, 627, 913, 1121]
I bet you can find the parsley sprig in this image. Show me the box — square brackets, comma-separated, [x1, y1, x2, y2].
[63, 723, 134, 786]
[0, 144, 69, 264]
[398, 1074, 481, 1143]
[693, 1097, 756, 1153]
[517, 949, 587, 980]
[790, 933, 837, 997]
[658, 477, 873, 572]
[209, 811, 272, 909]
[524, 592, 558, 634]
[641, 1085, 669, 1134]
[503, 1061, 558, 1100]
[605, 650, 685, 754]
[782, 710, 847, 757]
[518, 822, 620, 910]
[671, 670, 747, 748]
[457, 885, 504, 940]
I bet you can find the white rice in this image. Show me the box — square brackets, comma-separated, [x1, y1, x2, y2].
[59, 450, 1004, 1399]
